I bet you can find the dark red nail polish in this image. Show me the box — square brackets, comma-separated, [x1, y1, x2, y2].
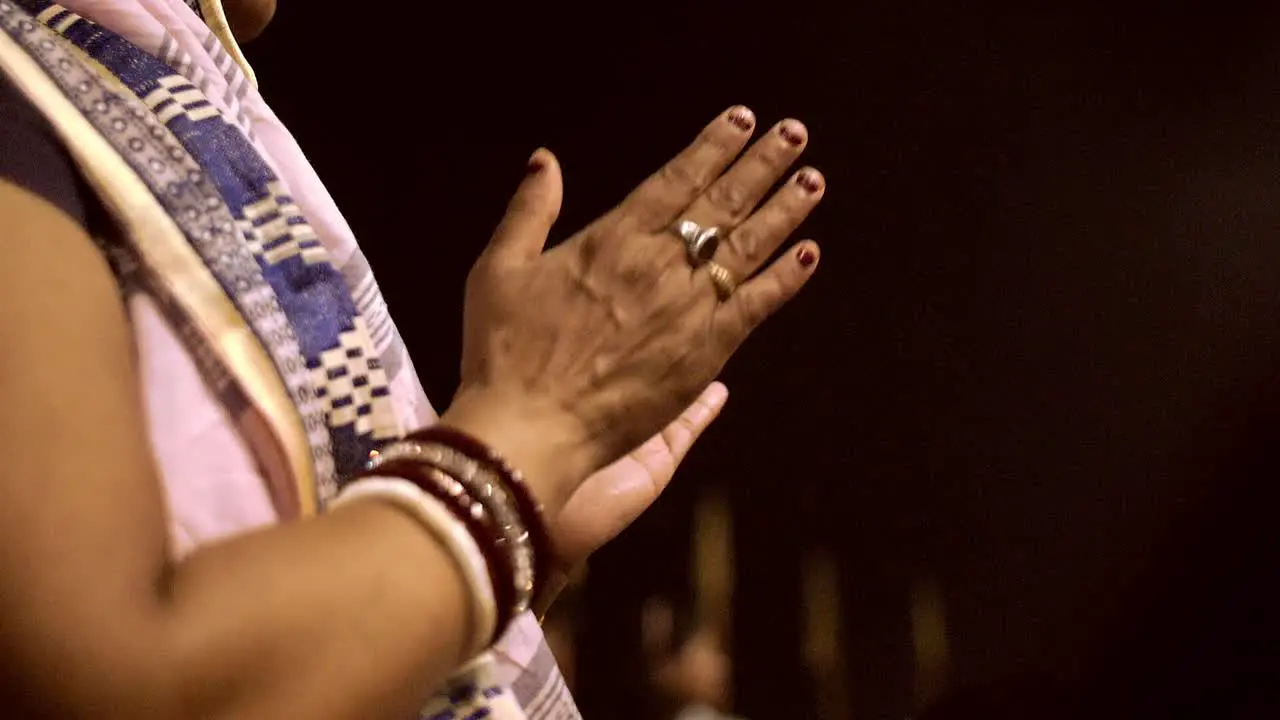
[780, 121, 806, 145]
[527, 151, 545, 175]
[797, 247, 817, 268]
[728, 107, 755, 131]
[797, 169, 823, 193]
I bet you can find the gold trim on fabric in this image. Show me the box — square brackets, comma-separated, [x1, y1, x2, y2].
[0, 29, 316, 516]
[196, 0, 257, 88]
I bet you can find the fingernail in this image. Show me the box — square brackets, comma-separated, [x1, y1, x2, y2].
[527, 150, 545, 175]
[780, 119, 806, 145]
[727, 106, 755, 131]
[796, 168, 823, 193]
[797, 246, 817, 268]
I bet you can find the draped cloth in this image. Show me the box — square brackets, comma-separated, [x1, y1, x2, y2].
[0, 0, 578, 716]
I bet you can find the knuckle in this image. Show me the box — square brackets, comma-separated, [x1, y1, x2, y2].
[697, 123, 738, 153]
[737, 292, 769, 328]
[728, 223, 764, 263]
[737, 278, 783, 328]
[614, 245, 659, 287]
[657, 159, 702, 192]
[704, 180, 751, 218]
[576, 230, 603, 269]
[671, 412, 699, 437]
[712, 311, 747, 352]
[671, 130, 737, 183]
[756, 141, 794, 170]
[769, 193, 808, 226]
[620, 259, 649, 286]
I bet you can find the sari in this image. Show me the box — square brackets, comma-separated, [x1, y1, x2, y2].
[0, 0, 577, 716]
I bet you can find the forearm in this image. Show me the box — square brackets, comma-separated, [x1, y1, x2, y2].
[18, 501, 472, 720]
[168, 500, 476, 719]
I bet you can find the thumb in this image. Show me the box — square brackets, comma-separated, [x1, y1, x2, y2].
[659, 381, 730, 463]
[487, 148, 563, 264]
[632, 382, 729, 480]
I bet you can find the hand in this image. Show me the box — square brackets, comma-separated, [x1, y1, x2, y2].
[442, 107, 824, 513]
[550, 382, 729, 566]
[530, 383, 727, 617]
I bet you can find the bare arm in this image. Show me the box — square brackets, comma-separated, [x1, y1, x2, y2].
[0, 179, 502, 719]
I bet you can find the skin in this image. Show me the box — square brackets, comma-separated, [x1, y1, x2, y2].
[222, 0, 275, 42]
[0, 18, 825, 713]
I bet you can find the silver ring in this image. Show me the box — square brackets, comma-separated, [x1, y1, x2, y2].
[672, 219, 721, 266]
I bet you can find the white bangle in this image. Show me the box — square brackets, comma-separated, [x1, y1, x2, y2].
[330, 476, 498, 656]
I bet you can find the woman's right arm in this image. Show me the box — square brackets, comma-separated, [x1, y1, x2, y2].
[0, 177, 493, 718]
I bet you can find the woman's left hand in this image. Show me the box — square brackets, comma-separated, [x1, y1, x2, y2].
[548, 382, 729, 568]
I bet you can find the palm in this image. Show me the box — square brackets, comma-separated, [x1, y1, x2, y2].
[550, 383, 728, 566]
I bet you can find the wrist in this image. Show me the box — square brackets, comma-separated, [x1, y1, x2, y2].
[438, 387, 597, 516]
[532, 564, 573, 621]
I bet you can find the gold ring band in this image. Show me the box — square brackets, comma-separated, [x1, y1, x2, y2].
[706, 261, 737, 301]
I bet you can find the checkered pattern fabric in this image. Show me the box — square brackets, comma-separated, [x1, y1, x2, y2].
[309, 317, 397, 440]
[29, 0, 404, 495]
[1, 2, 583, 718]
[239, 180, 329, 266]
[142, 74, 221, 123]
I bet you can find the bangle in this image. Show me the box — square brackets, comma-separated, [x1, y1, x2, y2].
[378, 439, 536, 600]
[329, 476, 497, 657]
[408, 426, 556, 598]
[368, 454, 520, 637]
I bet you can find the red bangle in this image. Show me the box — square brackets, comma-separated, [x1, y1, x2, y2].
[407, 425, 557, 600]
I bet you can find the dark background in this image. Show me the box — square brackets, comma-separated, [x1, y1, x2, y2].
[249, 5, 1280, 718]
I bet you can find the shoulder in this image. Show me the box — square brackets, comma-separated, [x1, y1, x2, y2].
[0, 72, 92, 227]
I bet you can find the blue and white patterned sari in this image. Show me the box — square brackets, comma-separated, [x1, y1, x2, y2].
[0, 0, 578, 716]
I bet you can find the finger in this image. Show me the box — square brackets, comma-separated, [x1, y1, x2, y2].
[658, 381, 729, 462]
[718, 241, 820, 344]
[717, 166, 825, 276]
[618, 106, 757, 229]
[630, 382, 729, 482]
[486, 148, 563, 264]
[678, 118, 808, 230]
